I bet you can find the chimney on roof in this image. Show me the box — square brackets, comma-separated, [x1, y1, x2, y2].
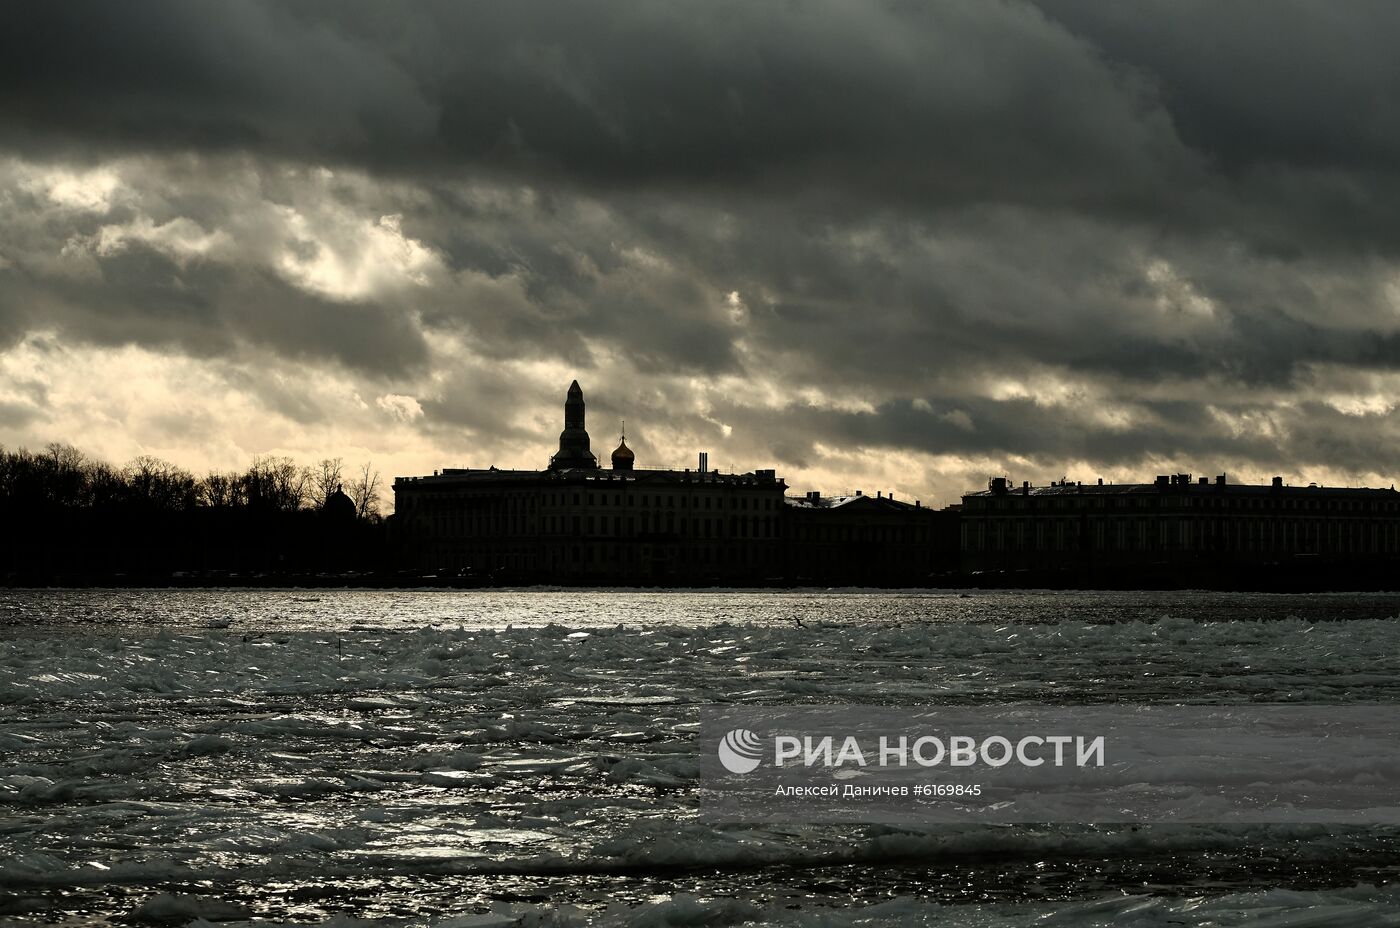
[1272, 476, 1284, 489]
[1216, 474, 1226, 486]
[1199, 477, 1208, 485]
[989, 477, 1009, 494]
[1155, 475, 1169, 488]
[856, 490, 862, 496]
[877, 490, 882, 498]
[1098, 478, 1103, 486]
[915, 500, 921, 508]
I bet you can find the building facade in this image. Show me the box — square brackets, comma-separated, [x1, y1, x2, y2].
[961, 474, 1400, 572]
[783, 491, 959, 583]
[393, 381, 787, 582]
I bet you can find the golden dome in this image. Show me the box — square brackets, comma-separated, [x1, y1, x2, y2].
[611, 437, 635, 470]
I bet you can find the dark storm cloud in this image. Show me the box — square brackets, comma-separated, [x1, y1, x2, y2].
[1035, 0, 1400, 255]
[5, 1, 1400, 494]
[8, 1, 1399, 248]
[1042, 1, 1400, 174]
[0, 1, 1191, 208]
[0, 3, 436, 164]
[404, 192, 744, 376]
[0, 240, 429, 377]
[708, 396, 1252, 469]
[711, 391, 1400, 487]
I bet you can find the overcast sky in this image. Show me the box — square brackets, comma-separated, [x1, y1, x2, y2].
[4, 1, 1400, 507]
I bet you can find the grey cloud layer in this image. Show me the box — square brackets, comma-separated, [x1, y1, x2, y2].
[3, 1, 1400, 495]
[9, 2, 1399, 238]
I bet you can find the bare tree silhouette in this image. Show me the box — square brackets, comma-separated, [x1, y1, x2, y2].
[349, 462, 382, 520]
[311, 457, 345, 509]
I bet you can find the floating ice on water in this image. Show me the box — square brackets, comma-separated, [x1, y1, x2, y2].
[3, 591, 1400, 923]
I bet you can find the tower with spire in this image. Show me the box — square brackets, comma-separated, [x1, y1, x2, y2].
[548, 380, 598, 470]
[394, 376, 796, 584]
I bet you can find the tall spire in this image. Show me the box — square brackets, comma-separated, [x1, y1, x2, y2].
[549, 380, 598, 470]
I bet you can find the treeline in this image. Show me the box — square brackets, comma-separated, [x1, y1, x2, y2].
[0, 443, 389, 584]
[0, 443, 383, 517]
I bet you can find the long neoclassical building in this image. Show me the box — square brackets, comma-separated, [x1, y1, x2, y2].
[393, 381, 788, 581]
[399, 380, 1400, 587]
[960, 473, 1400, 572]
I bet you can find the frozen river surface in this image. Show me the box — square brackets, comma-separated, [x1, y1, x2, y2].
[4, 588, 1400, 926]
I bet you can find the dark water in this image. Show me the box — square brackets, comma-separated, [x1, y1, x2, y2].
[3, 589, 1400, 926]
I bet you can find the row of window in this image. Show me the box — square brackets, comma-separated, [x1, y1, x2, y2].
[403, 494, 537, 513]
[545, 513, 780, 539]
[407, 490, 781, 513]
[425, 513, 783, 539]
[966, 519, 1400, 554]
[543, 490, 777, 511]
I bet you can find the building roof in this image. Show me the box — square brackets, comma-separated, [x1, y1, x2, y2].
[785, 494, 925, 512]
[395, 466, 784, 490]
[965, 479, 1398, 499]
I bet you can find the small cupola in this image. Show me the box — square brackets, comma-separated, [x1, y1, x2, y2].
[611, 423, 635, 471]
